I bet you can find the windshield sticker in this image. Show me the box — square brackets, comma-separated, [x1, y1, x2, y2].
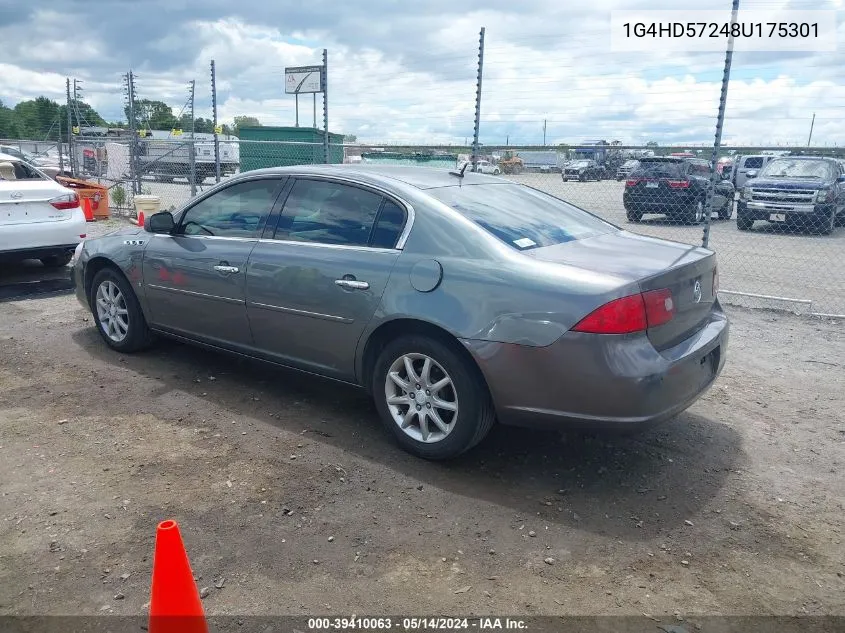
[513, 237, 536, 249]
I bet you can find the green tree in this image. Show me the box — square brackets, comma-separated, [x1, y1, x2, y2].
[125, 99, 179, 130]
[0, 99, 21, 138]
[233, 115, 260, 135]
[13, 97, 62, 139]
[343, 134, 358, 143]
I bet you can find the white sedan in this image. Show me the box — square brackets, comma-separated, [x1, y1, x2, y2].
[0, 153, 88, 267]
[458, 159, 501, 175]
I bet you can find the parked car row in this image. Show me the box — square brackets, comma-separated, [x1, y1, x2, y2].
[620, 154, 845, 235]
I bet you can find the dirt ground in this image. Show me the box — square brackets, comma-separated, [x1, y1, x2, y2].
[0, 294, 843, 619]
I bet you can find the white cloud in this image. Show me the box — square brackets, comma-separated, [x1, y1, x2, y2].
[1, 1, 844, 146]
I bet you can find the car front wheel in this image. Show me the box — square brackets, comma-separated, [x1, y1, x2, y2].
[373, 335, 495, 460]
[90, 268, 153, 353]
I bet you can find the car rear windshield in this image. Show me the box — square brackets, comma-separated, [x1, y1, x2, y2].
[631, 160, 684, 179]
[427, 183, 615, 251]
[757, 159, 835, 180]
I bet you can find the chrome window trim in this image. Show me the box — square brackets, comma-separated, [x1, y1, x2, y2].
[152, 233, 258, 243]
[264, 173, 416, 250]
[255, 238, 399, 255]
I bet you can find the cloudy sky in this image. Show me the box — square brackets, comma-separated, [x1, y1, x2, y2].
[1, 0, 843, 146]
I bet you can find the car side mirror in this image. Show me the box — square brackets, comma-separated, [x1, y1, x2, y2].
[145, 211, 175, 234]
[745, 170, 757, 179]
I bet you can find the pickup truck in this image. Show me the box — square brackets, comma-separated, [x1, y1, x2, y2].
[737, 156, 845, 234]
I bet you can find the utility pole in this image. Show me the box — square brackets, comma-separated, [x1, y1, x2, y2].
[295, 93, 299, 127]
[702, 0, 739, 249]
[188, 80, 197, 197]
[471, 27, 485, 172]
[807, 113, 816, 147]
[313, 93, 316, 129]
[322, 48, 329, 164]
[543, 119, 547, 146]
[211, 60, 220, 182]
[65, 78, 74, 177]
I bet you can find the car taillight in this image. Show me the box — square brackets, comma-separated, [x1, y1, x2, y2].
[667, 180, 690, 188]
[49, 193, 80, 210]
[625, 178, 641, 187]
[572, 289, 675, 334]
[642, 288, 675, 328]
[571, 294, 647, 334]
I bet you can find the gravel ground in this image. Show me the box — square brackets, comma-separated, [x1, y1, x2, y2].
[0, 295, 843, 618]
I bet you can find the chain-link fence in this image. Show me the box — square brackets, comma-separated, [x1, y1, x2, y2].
[46, 135, 842, 316]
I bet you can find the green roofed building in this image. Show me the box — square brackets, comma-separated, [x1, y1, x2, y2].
[238, 126, 345, 171]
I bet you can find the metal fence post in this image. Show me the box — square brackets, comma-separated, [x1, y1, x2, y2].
[702, 0, 739, 249]
[65, 78, 74, 178]
[471, 27, 486, 172]
[188, 79, 197, 198]
[323, 48, 329, 164]
[211, 59, 220, 183]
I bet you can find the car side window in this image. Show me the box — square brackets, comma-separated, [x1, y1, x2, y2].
[275, 179, 384, 247]
[178, 179, 281, 238]
[370, 200, 407, 249]
[744, 157, 764, 169]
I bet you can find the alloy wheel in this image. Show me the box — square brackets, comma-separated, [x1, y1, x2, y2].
[384, 353, 459, 443]
[95, 280, 130, 343]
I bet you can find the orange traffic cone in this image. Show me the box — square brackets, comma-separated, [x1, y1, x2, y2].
[149, 520, 209, 633]
[81, 198, 94, 222]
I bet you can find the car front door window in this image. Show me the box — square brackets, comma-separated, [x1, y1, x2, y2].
[179, 179, 282, 239]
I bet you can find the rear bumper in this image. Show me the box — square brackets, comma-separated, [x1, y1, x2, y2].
[623, 193, 692, 214]
[0, 243, 79, 263]
[462, 308, 729, 431]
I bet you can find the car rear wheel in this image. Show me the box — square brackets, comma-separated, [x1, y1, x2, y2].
[373, 335, 495, 460]
[90, 268, 153, 353]
[687, 199, 706, 224]
[626, 208, 643, 223]
[40, 252, 73, 268]
[718, 199, 734, 220]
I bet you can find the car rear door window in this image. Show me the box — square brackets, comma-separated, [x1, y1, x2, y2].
[177, 179, 282, 238]
[743, 157, 764, 169]
[427, 183, 613, 251]
[370, 200, 407, 249]
[275, 179, 384, 247]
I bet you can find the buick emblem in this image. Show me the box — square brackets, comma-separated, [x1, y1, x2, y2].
[693, 280, 702, 304]
[10, 191, 22, 199]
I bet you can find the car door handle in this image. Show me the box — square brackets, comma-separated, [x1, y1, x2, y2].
[214, 265, 239, 274]
[335, 279, 369, 290]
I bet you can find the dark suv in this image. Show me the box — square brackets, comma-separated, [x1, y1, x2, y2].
[623, 157, 735, 224]
[736, 156, 845, 234]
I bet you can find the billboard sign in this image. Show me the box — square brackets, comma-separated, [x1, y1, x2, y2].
[285, 65, 324, 94]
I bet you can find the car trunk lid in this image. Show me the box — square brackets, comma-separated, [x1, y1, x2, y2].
[0, 181, 72, 225]
[525, 230, 717, 350]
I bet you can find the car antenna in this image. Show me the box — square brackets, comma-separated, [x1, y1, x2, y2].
[449, 161, 469, 179]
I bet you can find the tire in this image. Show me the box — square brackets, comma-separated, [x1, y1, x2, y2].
[687, 198, 706, 225]
[816, 209, 836, 235]
[40, 252, 73, 268]
[718, 199, 734, 220]
[626, 208, 643, 223]
[372, 334, 495, 460]
[736, 214, 753, 231]
[578, 173, 586, 182]
[493, 169, 500, 175]
[89, 267, 153, 353]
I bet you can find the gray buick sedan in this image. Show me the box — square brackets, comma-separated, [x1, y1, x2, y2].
[71, 165, 728, 460]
